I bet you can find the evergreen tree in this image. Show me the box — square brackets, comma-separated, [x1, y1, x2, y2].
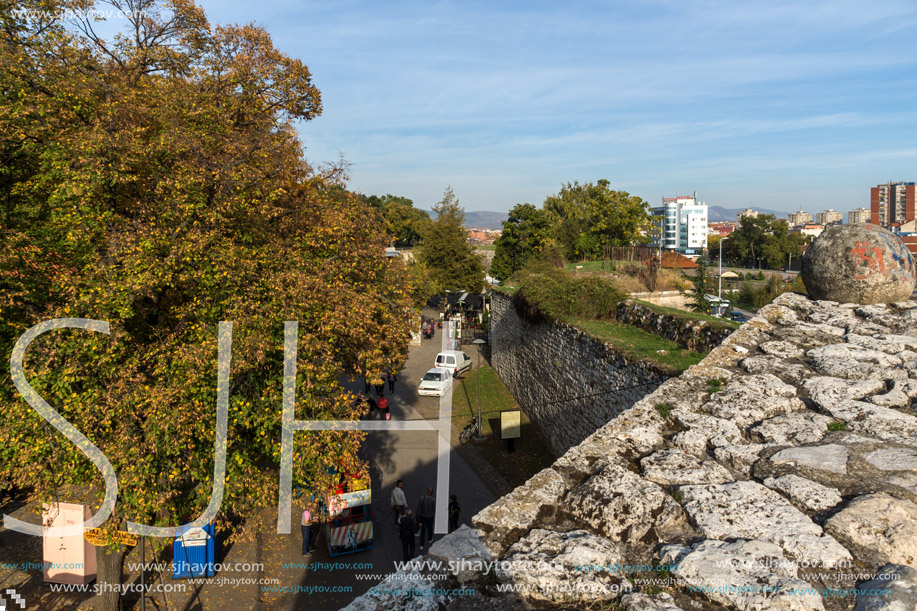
[415, 187, 485, 293]
[682, 257, 713, 313]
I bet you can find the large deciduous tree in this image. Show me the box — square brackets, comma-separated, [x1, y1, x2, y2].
[721, 214, 808, 269]
[415, 187, 485, 293]
[543, 179, 651, 261]
[365, 194, 432, 247]
[490, 203, 553, 281]
[0, 1, 413, 608]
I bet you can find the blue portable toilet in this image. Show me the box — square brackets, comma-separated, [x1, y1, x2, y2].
[173, 524, 216, 579]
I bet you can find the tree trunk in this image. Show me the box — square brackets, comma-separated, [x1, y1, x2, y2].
[95, 544, 133, 611]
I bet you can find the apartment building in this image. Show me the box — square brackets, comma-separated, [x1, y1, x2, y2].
[871, 182, 916, 227]
[649, 193, 708, 255]
[848, 207, 870, 224]
[816, 209, 843, 225]
[787, 210, 813, 227]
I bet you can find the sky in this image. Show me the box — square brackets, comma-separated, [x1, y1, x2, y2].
[191, 0, 916, 215]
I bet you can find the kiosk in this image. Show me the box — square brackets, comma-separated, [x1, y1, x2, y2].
[323, 488, 373, 557]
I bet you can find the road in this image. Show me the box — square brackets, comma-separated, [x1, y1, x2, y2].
[158, 310, 498, 611]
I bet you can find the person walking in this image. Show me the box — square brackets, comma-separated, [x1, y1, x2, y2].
[398, 509, 417, 561]
[387, 372, 397, 393]
[391, 480, 407, 526]
[301, 504, 316, 555]
[364, 377, 371, 394]
[448, 494, 460, 533]
[416, 488, 436, 553]
[366, 395, 378, 420]
[375, 377, 385, 397]
[377, 396, 390, 420]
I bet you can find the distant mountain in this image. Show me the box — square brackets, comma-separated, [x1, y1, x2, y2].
[707, 206, 789, 222]
[464, 211, 508, 229]
[423, 209, 509, 230]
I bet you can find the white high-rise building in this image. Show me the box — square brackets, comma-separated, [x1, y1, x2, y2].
[650, 193, 708, 255]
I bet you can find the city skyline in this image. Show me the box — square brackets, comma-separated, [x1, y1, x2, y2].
[191, 0, 917, 213]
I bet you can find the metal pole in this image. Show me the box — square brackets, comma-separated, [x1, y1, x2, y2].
[472, 338, 486, 441]
[140, 536, 145, 611]
[718, 238, 723, 303]
[476, 346, 482, 436]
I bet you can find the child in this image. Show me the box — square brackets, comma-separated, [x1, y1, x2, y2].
[448, 494, 460, 533]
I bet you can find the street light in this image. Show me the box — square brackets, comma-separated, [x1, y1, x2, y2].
[472, 338, 486, 441]
[718, 236, 728, 304]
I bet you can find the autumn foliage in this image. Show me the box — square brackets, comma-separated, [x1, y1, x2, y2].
[0, 0, 412, 550]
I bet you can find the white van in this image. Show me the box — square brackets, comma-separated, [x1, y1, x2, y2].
[434, 351, 473, 376]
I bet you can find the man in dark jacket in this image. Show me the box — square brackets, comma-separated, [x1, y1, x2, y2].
[398, 509, 417, 561]
[415, 488, 436, 553]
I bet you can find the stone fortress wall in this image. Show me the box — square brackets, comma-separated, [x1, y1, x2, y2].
[347, 291, 917, 611]
[614, 299, 734, 353]
[488, 290, 671, 457]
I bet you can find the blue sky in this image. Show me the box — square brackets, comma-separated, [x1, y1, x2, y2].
[195, 0, 917, 215]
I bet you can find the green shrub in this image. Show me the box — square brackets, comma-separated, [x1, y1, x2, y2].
[655, 403, 673, 419]
[514, 266, 625, 320]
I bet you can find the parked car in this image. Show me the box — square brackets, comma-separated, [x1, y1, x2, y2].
[418, 368, 453, 397]
[434, 351, 473, 377]
[729, 311, 750, 322]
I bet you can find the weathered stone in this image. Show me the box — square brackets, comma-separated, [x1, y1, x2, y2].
[566, 461, 687, 547]
[760, 340, 805, 359]
[702, 374, 804, 428]
[715, 443, 775, 475]
[807, 343, 905, 380]
[751, 412, 834, 445]
[621, 591, 684, 611]
[885, 473, 917, 495]
[803, 376, 887, 406]
[680, 481, 852, 566]
[671, 409, 743, 445]
[763, 474, 843, 512]
[427, 525, 493, 584]
[472, 468, 567, 554]
[660, 539, 825, 611]
[846, 333, 917, 355]
[740, 355, 812, 379]
[771, 444, 849, 475]
[853, 563, 917, 611]
[495, 529, 626, 604]
[869, 389, 910, 408]
[786, 320, 847, 338]
[864, 448, 917, 471]
[821, 400, 917, 447]
[672, 429, 711, 456]
[892, 378, 917, 398]
[801, 224, 916, 304]
[640, 449, 734, 486]
[825, 493, 917, 568]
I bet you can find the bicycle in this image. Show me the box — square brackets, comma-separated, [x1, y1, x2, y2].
[459, 415, 481, 444]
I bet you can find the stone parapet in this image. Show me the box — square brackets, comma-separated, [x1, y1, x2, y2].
[346, 293, 917, 611]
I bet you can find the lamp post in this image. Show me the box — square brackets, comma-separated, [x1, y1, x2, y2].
[472, 338, 486, 441]
[718, 237, 728, 304]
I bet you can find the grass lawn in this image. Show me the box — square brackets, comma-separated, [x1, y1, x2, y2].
[632, 299, 739, 330]
[452, 365, 555, 489]
[475, 244, 496, 251]
[567, 317, 707, 373]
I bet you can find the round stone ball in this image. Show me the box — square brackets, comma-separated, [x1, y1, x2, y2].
[801, 224, 916, 304]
